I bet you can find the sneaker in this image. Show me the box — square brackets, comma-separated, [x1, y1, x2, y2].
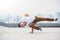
[39, 27, 42, 31]
[55, 18, 58, 21]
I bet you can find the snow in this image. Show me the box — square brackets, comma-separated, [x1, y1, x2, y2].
[0, 26, 60, 40]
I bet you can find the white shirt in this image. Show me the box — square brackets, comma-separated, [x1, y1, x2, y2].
[19, 16, 35, 27]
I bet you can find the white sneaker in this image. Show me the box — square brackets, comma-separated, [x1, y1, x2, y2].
[39, 27, 42, 31]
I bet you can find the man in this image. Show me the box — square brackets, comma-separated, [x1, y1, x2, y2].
[18, 13, 58, 33]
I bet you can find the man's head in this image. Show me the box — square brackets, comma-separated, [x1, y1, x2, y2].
[18, 22, 27, 27]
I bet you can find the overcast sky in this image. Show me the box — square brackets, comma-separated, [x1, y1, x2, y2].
[0, 0, 60, 17]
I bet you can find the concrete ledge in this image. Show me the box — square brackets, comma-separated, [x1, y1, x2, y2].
[36, 23, 60, 27]
[0, 22, 60, 27]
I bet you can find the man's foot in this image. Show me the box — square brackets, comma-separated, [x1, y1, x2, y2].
[55, 18, 58, 21]
[39, 27, 42, 31]
[30, 32, 33, 33]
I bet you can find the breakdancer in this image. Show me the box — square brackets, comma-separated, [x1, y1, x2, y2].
[18, 13, 58, 33]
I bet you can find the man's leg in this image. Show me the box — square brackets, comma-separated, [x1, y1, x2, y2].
[29, 16, 58, 33]
[35, 16, 57, 22]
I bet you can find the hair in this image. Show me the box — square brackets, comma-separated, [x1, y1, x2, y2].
[24, 13, 29, 17]
[18, 23, 21, 27]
